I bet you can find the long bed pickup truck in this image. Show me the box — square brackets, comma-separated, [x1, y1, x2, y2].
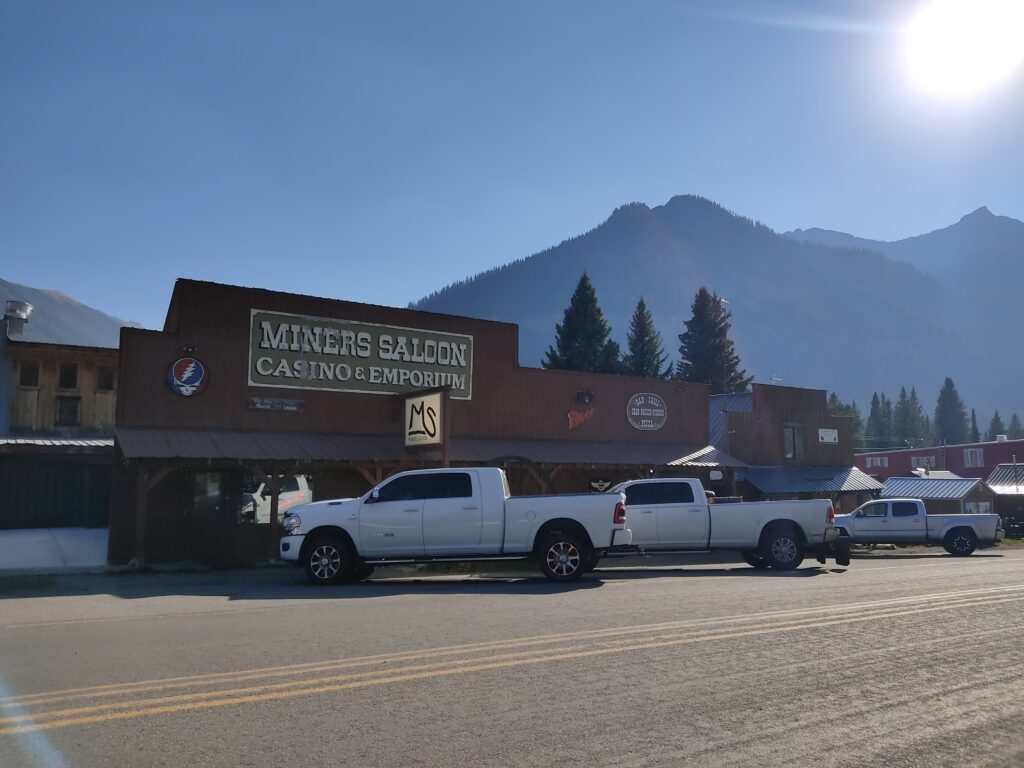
[280, 467, 631, 583]
[607, 478, 849, 570]
[834, 498, 1004, 555]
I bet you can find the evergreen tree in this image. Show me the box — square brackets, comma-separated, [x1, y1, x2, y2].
[865, 393, 888, 449]
[907, 387, 929, 446]
[827, 392, 864, 444]
[970, 409, 981, 443]
[1008, 414, 1024, 440]
[880, 394, 894, 446]
[893, 387, 913, 445]
[676, 287, 752, 393]
[985, 411, 1006, 441]
[543, 273, 621, 373]
[934, 377, 968, 445]
[622, 298, 670, 378]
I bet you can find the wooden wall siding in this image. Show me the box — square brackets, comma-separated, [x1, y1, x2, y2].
[0, 457, 111, 529]
[118, 281, 709, 446]
[8, 345, 118, 435]
[723, 384, 854, 466]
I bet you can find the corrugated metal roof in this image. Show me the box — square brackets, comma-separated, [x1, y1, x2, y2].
[740, 466, 883, 494]
[0, 437, 113, 447]
[115, 428, 747, 468]
[881, 476, 983, 500]
[985, 464, 1024, 496]
[708, 393, 753, 448]
[0, 436, 114, 454]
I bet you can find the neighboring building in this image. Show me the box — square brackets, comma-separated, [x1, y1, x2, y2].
[856, 437, 1024, 483]
[986, 463, 1024, 533]
[110, 279, 746, 566]
[0, 302, 116, 530]
[881, 476, 993, 516]
[709, 384, 881, 512]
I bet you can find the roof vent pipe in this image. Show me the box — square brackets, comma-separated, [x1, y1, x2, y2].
[3, 301, 33, 339]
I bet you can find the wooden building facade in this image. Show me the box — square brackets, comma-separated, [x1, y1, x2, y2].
[110, 279, 744, 566]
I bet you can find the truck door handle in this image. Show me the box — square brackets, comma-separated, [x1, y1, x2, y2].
[404, 508, 420, 513]
[462, 505, 479, 511]
[640, 510, 653, 514]
[688, 509, 701, 513]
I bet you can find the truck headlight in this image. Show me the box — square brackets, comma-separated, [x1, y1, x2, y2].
[282, 515, 301, 534]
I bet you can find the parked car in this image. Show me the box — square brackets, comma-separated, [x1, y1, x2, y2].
[280, 467, 631, 583]
[833, 498, 1004, 555]
[607, 478, 849, 570]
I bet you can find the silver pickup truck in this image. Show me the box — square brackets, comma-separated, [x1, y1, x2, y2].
[834, 498, 1004, 555]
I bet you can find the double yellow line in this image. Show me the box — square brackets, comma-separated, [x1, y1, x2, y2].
[2, 584, 1022, 735]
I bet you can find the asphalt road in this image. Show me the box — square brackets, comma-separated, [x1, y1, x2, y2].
[2, 549, 1023, 768]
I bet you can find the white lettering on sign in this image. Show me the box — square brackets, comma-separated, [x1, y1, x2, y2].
[627, 393, 668, 431]
[818, 428, 839, 444]
[249, 310, 474, 399]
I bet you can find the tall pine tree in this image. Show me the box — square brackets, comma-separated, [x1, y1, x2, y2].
[676, 287, 752, 393]
[865, 392, 896, 448]
[622, 298, 670, 378]
[934, 377, 968, 445]
[970, 409, 981, 443]
[828, 393, 864, 445]
[543, 273, 621, 373]
[986, 411, 1006, 441]
[1008, 414, 1024, 439]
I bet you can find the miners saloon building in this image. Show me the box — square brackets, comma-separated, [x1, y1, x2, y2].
[101, 279, 871, 566]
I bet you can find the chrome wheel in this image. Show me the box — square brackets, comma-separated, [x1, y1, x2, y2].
[310, 544, 342, 581]
[770, 537, 798, 566]
[545, 541, 581, 577]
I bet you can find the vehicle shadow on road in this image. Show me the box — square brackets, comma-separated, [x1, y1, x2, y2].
[849, 552, 1004, 560]
[592, 565, 841, 579]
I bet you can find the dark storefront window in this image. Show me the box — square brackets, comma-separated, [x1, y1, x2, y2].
[96, 366, 116, 392]
[55, 396, 81, 427]
[194, 472, 223, 514]
[783, 425, 804, 461]
[58, 363, 79, 390]
[18, 360, 40, 388]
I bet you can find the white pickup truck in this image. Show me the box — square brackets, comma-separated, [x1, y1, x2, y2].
[834, 498, 1004, 555]
[608, 477, 849, 570]
[280, 467, 631, 584]
[240, 475, 312, 524]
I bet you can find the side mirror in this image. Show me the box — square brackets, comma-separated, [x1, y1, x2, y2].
[260, 489, 270, 499]
[854, 510, 863, 518]
[368, 489, 380, 503]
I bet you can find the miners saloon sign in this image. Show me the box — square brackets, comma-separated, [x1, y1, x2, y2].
[248, 310, 474, 399]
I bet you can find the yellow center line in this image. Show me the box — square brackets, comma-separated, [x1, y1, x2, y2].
[2, 593, 1022, 734]
[4, 582, 1022, 710]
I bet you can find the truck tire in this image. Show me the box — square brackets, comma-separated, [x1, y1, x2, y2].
[538, 532, 589, 582]
[759, 524, 804, 571]
[834, 535, 852, 567]
[303, 536, 357, 585]
[944, 528, 978, 556]
[740, 550, 769, 569]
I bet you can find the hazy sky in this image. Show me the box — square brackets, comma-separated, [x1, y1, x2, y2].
[2, 0, 1022, 328]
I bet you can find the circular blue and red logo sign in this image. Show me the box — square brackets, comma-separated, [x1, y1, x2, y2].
[167, 357, 209, 397]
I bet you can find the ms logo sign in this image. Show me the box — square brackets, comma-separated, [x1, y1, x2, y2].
[405, 391, 444, 447]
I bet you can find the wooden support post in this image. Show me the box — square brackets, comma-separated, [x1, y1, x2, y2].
[134, 464, 148, 568]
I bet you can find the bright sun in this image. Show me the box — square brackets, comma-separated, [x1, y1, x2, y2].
[905, 0, 1024, 97]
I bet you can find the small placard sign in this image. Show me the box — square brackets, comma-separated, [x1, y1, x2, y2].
[405, 391, 443, 447]
[818, 428, 839, 444]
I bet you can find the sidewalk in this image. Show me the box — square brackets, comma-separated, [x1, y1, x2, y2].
[0, 527, 109, 576]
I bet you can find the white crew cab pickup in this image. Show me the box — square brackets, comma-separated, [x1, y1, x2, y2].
[280, 467, 631, 584]
[608, 477, 849, 570]
[834, 498, 1004, 555]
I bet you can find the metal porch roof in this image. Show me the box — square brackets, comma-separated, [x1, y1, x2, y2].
[881, 476, 983, 500]
[985, 464, 1024, 496]
[739, 466, 883, 494]
[114, 428, 747, 468]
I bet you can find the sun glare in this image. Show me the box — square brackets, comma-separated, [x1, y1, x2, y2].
[905, 0, 1024, 98]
